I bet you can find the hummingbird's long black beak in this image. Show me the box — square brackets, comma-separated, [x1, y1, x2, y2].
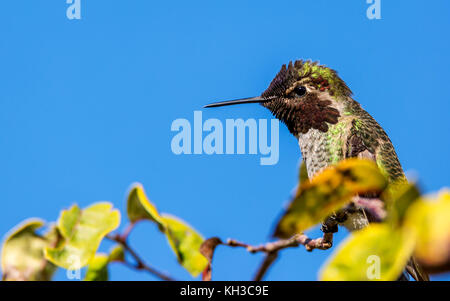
[204, 96, 271, 108]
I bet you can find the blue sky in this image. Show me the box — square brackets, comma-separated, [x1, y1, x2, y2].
[1, 1, 449, 281]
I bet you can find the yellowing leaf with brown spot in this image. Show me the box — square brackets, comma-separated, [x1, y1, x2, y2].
[274, 159, 387, 238]
[319, 224, 415, 281]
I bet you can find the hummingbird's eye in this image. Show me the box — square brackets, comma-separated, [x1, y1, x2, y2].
[293, 86, 307, 97]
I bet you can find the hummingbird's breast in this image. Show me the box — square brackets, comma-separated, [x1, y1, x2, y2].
[295, 96, 406, 232]
[297, 116, 369, 232]
[297, 118, 351, 179]
[297, 129, 331, 178]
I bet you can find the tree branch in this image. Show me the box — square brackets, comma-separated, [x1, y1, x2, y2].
[206, 232, 334, 281]
[226, 232, 333, 254]
[106, 233, 176, 281]
[253, 252, 278, 281]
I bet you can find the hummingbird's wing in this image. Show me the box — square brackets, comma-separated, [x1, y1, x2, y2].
[345, 115, 429, 281]
[345, 111, 405, 182]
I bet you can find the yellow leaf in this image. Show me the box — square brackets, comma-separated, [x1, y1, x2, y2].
[383, 181, 420, 226]
[274, 159, 387, 238]
[299, 160, 309, 185]
[126, 183, 166, 230]
[84, 253, 109, 281]
[126, 183, 207, 277]
[44, 202, 120, 269]
[162, 214, 208, 277]
[404, 189, 450, 273]
[1, 219, 56, 281]
[108, 244, 125, 262]
[319, 224, 415, 281]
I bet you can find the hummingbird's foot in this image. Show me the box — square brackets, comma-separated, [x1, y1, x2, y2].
[321, 215, 340, 233]
[298, 215, 338, 252]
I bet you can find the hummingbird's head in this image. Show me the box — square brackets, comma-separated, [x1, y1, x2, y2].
[205, 60, 353, 136]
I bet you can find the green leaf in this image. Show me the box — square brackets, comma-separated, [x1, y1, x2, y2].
[162, 214, 208, 277]
[1, 219, 57, 281]
[319, 224, 415, 281]
[84, 254, 109, 281]
[44, 202, 120, 269]
[126, 183, 166, 230]
[274, 159, 388, 238]
[404, 189, 450, 273]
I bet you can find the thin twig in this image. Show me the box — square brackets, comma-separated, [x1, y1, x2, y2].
[253, 252, 278, 281]
[106, 234, 176, 281]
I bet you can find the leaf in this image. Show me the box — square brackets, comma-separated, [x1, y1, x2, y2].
[319, 224, 416, 281]
[299, 160, 309, 185]
[404, 189, 450, 274]
[44, 202, 120, 269]
[199, 237, 223, 281]
[383, 181, 421, 226]
[126, 183, 208, 277]
[199, 237, 222, 263]
[1, 219, 57, 281]
[126, 183, 166, 230]
[274, 159, 388, 238]
[162, 214, 209, 277]
[84, 254, 109, 281]
[108, 244, 125, 262]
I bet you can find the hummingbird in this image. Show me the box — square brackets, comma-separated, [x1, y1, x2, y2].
[205, 60, 428, 281]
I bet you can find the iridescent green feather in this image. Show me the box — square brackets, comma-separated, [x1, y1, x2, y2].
[297, 60, 352, 98]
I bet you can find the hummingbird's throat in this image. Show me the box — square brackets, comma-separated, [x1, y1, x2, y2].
[263, 94, 341, 136]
